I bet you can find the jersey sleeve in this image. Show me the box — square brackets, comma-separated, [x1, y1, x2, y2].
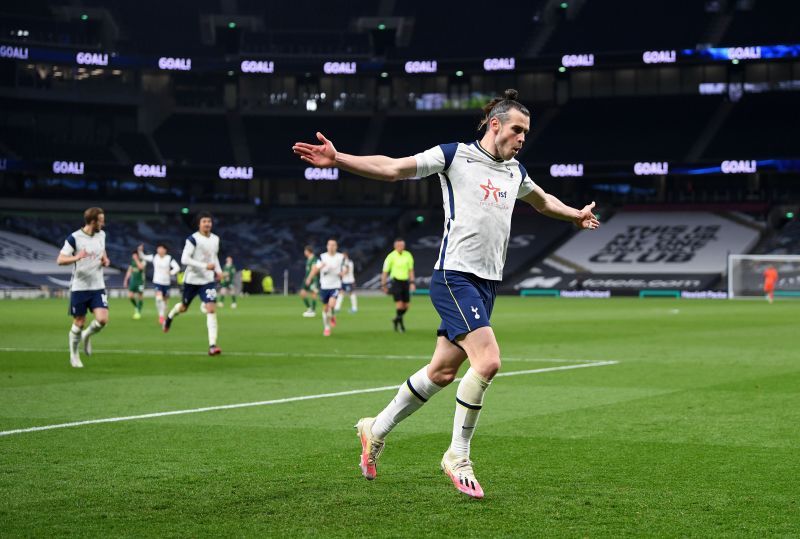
[382, 253, 392, 273]
[181, 237, 206, 269]
[516, 163, 537, 199]
[414, 142, 459, 178]
[60, 235, 76, 256]
[408, 252, 414, 269]
[169, 257, 181, 275]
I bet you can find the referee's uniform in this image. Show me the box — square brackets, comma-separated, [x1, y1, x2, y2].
[382, 249, 414, 331]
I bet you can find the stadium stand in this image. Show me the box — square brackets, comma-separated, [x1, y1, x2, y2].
[154, 114, 234, 166]
[721, 1, 800, 45]
[0, 98, 131, 163]
[244, 114, 371, 168]
[759, 218, 800, 256]
[394, 2, 543, 58]
[0, 209, 399, 290]
[375, 113, 488, 158]
[527, 95, 722, 162]
[542, 1, 713, 54]
[703, 92, 800, 160]
[115, 132, 159, 163]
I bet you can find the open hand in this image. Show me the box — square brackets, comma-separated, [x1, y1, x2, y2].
[575, 201, 600, 230]
[292, 132, 337, 167]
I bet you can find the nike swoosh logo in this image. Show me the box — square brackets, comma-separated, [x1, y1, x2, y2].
[466, 158, 478, 163]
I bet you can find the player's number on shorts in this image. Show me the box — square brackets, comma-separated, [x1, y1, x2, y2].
[205, 289, 217, 301]
[101, 294, 108, 307]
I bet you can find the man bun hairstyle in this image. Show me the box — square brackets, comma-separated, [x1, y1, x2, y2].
[478, 89, 530, 130]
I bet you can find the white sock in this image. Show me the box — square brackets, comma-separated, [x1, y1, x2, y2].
[372, 366, 444, 439]
[206, 312, 218, 346]
[81, 320, 104, 341]
[350, 294, 358, 310]
[335, 294, 344, 311]
[69, 324, 81, 357]
[156, 297, 166, 317]
[450, 368, 491, 459]
[322, 310, 329, 330]
[168, 303, 182, 319]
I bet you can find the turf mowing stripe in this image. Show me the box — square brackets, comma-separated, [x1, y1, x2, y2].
[0, 361, 617, 437]
[0, 347, 605, 364]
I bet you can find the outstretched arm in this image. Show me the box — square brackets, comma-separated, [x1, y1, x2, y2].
[293, 132, 417, 182]
[521, 184, 600, 230]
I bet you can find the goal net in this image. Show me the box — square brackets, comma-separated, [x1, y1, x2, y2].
[727, 254, 800, 299]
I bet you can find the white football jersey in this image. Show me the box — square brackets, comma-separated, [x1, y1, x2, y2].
[181, 232, 221, 285]
[316, 252, 345, 290]
[342, 259, 355, 284]
[60, 228, 106, 291]
[414, 141, 537, 281]
[142, 252, 180, 286]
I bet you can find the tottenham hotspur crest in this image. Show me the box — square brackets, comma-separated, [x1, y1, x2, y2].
[471, 306, 480, 320]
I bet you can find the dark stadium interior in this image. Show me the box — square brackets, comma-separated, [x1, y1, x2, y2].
[1, 0, 799, 291]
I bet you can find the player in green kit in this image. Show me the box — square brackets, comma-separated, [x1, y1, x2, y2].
[123, 250, 146, 320]
[300, 245, 319, 317]
[217, 256, 238, 309]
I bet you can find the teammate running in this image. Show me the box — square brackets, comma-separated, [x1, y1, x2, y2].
[163, 211, 223, 355]
[138, 242, 180, 324]
[56, 207, 110, 368]
[335, 250, 358, 313]
[293, 89, 599, 498]
[305, 239, 344, 336]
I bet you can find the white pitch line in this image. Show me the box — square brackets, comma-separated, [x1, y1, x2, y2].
[0, 347, 605, 364]
[0, 360, 618, 437]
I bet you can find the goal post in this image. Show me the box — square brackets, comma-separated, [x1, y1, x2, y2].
[727, 254, 800, 299]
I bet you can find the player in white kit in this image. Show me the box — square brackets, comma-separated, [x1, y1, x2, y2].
[305, 238, 344, 336]
[293, 89, 600, 498]
[138, 242, 180, 325]
[162, 212, 223, 355]
[56, 207, 111, 368]
[334, 250, 358, 313]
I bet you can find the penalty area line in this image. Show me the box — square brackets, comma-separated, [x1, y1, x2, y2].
[0, 360, 618, 437]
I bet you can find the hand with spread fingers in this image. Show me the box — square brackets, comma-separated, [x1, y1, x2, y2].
[292, 131, 337, 168]
[575, 201, 600, 230]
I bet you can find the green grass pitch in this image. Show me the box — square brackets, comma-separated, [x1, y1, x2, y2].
[0, 295, 798, 537]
